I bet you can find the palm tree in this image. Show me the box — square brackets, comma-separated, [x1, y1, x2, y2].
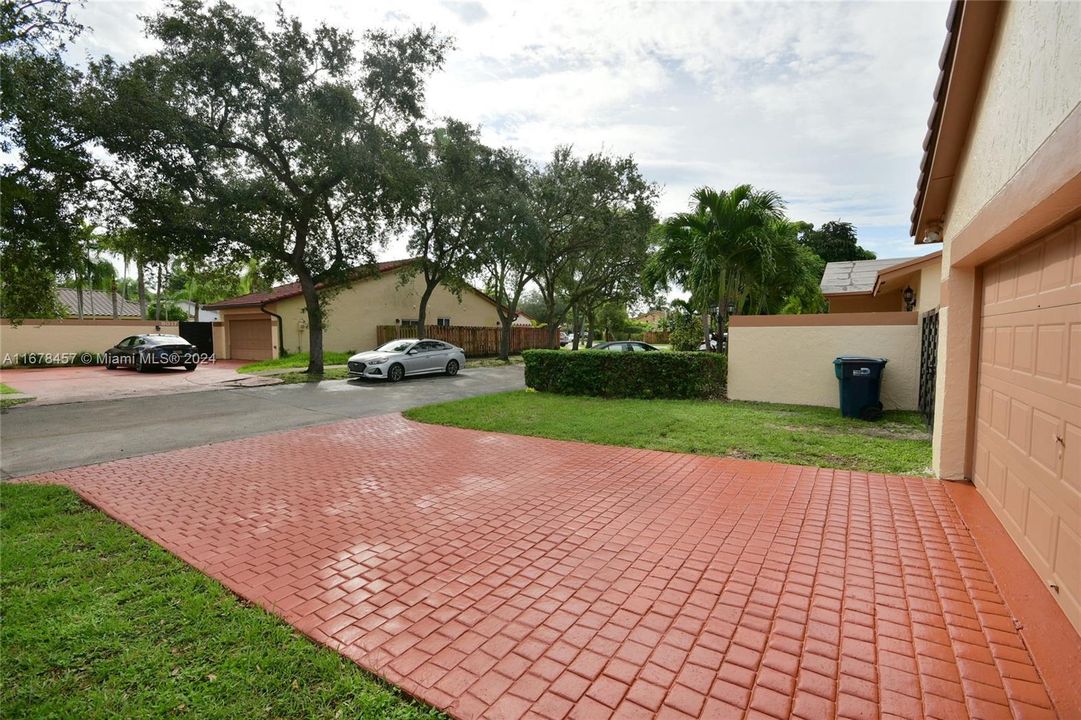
[645, 185, 786, 349]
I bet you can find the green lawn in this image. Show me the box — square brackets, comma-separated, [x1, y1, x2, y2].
[0, 382, 19, 394]
[406, 391, 932, 475]
[0, 485, 443, 720]
[237, 352, 354, 373]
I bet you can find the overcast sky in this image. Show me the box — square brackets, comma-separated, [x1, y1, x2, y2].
[70, 0, 949, 263]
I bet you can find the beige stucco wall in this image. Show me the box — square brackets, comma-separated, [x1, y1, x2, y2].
[944, 1, 1081, 256]
[271, 273, 501, 354]
[0, 319, 181, 363]
[932, 1, 1081, 478]
[728, 322, 920, 410]
[917, 263, 942, 313]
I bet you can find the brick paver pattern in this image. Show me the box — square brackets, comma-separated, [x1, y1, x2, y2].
[30, 416, 1056, 719]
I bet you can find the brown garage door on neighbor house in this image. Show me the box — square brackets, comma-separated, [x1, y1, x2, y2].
[228, 318, 273, 360]
[973, 217, 1081, 632]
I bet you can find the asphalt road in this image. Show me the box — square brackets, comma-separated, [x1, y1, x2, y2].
[0, 366, 524, 479]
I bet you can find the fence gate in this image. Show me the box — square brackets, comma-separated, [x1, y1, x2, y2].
[918, 310, 939, 428]
[179, 321, 214, 356]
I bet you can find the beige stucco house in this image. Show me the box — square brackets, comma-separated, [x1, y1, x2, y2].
[912, 0, 1080, 633]
[822, 252, 942, 313]
[205, 259, 508, 360]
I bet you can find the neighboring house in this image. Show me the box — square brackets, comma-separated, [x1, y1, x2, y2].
[633, 309, 668, 328]
[205, 259, 509, 360]
[822, 253, 942, 313]
[56, 288, 142, 318]
[911, 1, 1080, 633]
[173, 300, 220, 323]
[512, 311, 535, 327]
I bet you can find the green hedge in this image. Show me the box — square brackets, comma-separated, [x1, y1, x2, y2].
[523, 349, 726, 399]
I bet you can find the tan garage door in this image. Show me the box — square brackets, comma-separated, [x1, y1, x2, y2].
[228, 318, 273, 360]
[973, 217, 1081, 633]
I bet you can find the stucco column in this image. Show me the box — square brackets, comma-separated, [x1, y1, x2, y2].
[932, 267, 979, 480]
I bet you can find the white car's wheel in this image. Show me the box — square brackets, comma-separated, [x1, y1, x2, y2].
[388, 363, 405, 382]
[445, 359, 460, 376]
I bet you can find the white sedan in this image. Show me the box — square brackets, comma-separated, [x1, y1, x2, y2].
[346, 338, 466, 382]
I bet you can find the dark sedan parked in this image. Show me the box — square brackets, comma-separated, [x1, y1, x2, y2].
[104, 334, 200, 372]
[591, 341, 661, 352]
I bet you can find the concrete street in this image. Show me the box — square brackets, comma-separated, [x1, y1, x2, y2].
[0, 365, 524, 478]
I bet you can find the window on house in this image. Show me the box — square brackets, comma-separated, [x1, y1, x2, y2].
[437, 317, 451, 327]
[399, 319, 419, 328]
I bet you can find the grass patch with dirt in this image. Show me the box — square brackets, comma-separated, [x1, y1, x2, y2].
[406, 391, 931, 475]
[237, 352, 353, 373]
[273, 368, 353, 384]
[0, 484, 442, 720]
[0, 383, 20, 394]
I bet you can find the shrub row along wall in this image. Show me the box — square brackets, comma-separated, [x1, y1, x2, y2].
[523, 349, 726, 399]
[726, 312, 920, 410]
[377, 324, 554, 357]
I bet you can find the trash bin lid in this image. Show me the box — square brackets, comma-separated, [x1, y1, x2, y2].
[833, 356, 888, 365]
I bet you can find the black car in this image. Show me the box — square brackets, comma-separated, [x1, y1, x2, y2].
[591, 341, 661, 352]
[104, 334, 200, 372]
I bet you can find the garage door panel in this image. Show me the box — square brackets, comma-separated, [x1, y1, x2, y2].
[228, 319, 273, 360]
[975, 216, 1081, 634]
[983, 221, 1080, 316]
[1007, 399, 1032, 453]
[1025, 491, 1056, 565]
[1066, 422, 1081, 493]
[979, 363, 1081, 424]
[1056, 524, 1081, 609]
[1036, 323, 1066, 380]
[977, 414, 1071, 510]
[1040, 223, 1078, 292]
[1070, 323, 1081, 386]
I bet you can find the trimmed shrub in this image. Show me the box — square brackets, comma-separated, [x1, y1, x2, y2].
[523, 349, 726, 399]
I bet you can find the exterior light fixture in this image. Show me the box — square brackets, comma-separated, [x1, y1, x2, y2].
[903, 286, 916, 311]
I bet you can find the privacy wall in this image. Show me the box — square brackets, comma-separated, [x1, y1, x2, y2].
[727, 313, 920, 411]
[1, 319, 181, 363]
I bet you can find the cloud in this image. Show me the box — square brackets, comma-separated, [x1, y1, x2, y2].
[69, 0, 949, 258]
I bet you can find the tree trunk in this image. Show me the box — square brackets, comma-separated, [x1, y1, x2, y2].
[111, 280, 118, 320]
[76, 282, 84, 319]
[298, 269, 324, 374]
[702, 309, 711, 351]
[499, 315, 514, 360]
[155, 266, 162, 322]
[571, 305, 580, 351]
[194, 299, 201, 322]
[416, 277, 438, 339]
[586, 310, 595, 348]
[137, 263, 147, 318]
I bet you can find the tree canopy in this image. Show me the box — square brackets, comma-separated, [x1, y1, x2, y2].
[797, 220, 876, 263]
[95, 0, 448, 371]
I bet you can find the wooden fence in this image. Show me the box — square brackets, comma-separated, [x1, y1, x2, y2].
[376, 324, 555, 357]
[642, 330, 670, 344]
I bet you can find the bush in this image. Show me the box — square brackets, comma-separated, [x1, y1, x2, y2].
[668, 315, 701, 351]
[523, 349, 726, 399]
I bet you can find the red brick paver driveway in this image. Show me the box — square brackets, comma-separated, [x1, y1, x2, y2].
[0, 359, 275, 406]
[29, 416, 1059, 719]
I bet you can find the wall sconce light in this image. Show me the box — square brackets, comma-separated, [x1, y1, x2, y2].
[726, 301, 736, 316]
[903, 286, 916, 311]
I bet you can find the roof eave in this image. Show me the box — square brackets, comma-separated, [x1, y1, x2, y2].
[911, 1, 1003, 244]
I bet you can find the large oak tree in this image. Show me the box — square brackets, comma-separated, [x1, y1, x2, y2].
[100, 0, 447, 372]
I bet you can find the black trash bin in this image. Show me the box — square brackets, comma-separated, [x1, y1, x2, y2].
[833, 356, 888, 420]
